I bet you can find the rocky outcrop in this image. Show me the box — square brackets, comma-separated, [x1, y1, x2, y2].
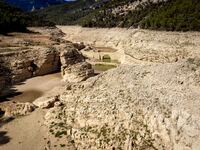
[44, 58, 200, 150]
[3, 26, 200, 149]
[1, 102, 36, 117]
[0, 27, 94, 93]
[33, 95, 60, 109]
[60, 48, 94, 82]
[61, 62, 94, 82]
[0, 47, 60, 85]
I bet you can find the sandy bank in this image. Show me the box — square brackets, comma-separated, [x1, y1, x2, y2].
[0, 72, 63, 103]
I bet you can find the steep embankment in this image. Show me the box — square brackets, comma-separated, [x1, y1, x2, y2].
[59, 26, 200, 64]
[42, 58, 200, 150]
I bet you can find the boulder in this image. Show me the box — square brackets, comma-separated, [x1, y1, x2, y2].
[62, 62, 94, 82]
[33, 95, 60, 109]
[60, 48, 94, 82]
[3, 102, 36, 117]
[60, 47, 85, 66]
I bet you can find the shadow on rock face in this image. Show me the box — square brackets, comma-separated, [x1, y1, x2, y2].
[0, 131, 11, 145]
[0, 108, 5, 118]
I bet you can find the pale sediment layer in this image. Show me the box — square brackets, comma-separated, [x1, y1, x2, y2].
[58, 26, 200, 64]
[44, 58, 200, 150]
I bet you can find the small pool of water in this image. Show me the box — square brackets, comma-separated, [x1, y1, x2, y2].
[93, 64, 117, 73]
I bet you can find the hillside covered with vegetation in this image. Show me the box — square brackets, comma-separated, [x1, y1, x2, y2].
[32, 0, 97, 25]
[0, 0, 27, 33]
[140, 0, 200, 31]
[0, 0, 54, 34]
[33, 0, 200, 31]
[1, 0, 199, 33]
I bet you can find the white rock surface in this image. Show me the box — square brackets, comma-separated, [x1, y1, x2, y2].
[58, 26, 200, 64]
[44, 58, 200, 150]
[2, 102, 36, 117]
[33, 96, 59, 109]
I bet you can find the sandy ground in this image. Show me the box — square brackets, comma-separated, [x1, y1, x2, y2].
[0, 73, 64, 150]
[0, 72, 64, 103]
[0, 109, 48, 150]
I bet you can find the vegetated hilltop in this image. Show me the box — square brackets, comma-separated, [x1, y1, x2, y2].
[32, 0, 98, 25]
[0, 0, 27, 33]
[33, 0, 200, 31]
[0, 0, 54, 34]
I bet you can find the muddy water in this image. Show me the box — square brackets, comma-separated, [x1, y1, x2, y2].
[0, 73, 63, 103]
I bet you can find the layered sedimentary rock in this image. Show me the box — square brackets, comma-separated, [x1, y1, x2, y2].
[0, 47, 60, 84]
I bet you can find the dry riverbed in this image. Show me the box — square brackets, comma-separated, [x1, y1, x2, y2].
[0, 72, 63, 103]
[0, 72, 65, 150]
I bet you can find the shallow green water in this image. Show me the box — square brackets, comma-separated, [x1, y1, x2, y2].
[93, 64, 116, 72]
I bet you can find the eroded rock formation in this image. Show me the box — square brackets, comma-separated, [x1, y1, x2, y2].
[0, 48, 60, 84]
[1, 102, 36, 117]
[60, 47, 94, 82]
[0, 27, 94, 93]
[1, 26, 200, 150]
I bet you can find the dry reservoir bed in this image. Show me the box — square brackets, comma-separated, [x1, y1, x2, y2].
[1, 26, 200, 150]
[0, 72, 63, 103]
